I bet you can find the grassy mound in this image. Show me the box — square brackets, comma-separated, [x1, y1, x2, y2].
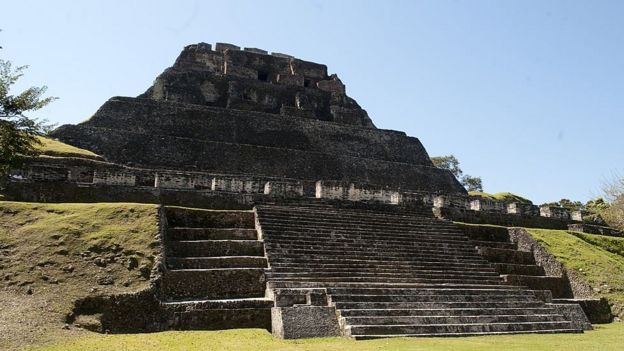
[0, 202, 159, 351]
[31, 324, 623, 351]
[527, 229, 624, 317]
[468, 191, 532, 204]
[36, 137, 102, 160]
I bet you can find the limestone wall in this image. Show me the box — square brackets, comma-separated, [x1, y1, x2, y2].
[7, 156, 605, 232]
[60, 97, 430, 166]
[139, 41, 375, 128]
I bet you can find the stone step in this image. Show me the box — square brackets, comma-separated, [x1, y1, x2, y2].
[270, 261, 495, 271]
[264, 240, 479, 253]
[338, 307, 559, 317]
[265, 245, 482, 258]
[345, 321, 577, 337]
[268, 256, 489, 265]
[259, 220, 465, 235]
[330, 294, 536, 303]
[334, 301, 548, 310]
[168, 227, 258, 241]
[456, 224, 511, 243]
[162, 297, 273, 311]
[257, 215, 460, 231]
[256, 208, 436, 222]
[471, 240, 516, 250]
[171, 309, 271, 331]
[161, 268, 266, 300]
[341, 314, 567, 326]
[268, 254, 487, 265]
[168, 240, 265, 257]
[268, 256, 494, 267]
[263, 234, 476, 247]
[270, 267, 498, 275]
[264, 247, 483, 260]
[269, 277, 503, 284]
[268, 281, 518, 290]
[167, 256, 268, 269]
[502, 275, 572, 299]
[263, 230, 468, 243]
[327, 287, 527, 296]
[479, 247, 536, 265]
[257, 212, 459, 226]
[165, 206, 254, 228]
[256, 206, 434, 220]
[494, 263, 545, 276]
[263, 230, 472, 243]
[267, 271, 500, 280]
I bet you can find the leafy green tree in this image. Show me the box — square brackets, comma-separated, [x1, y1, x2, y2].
[0, 58, 56, 175]
[431, 155, 483, 192]
[599, 176, 624, 230]
[461, 175, 483, 192]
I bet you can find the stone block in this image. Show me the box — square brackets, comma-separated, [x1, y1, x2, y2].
[317, 79, 345, 93]
[506, 202, 538, 216]
[155, 172, 212, 190]
[272, 306, 340, 339]
[224, 62, 257, 79]
[244, 47, 268, 55]
[264, 181, 304, 197]
[29, 165, 69, 182]
[271, 52, 294, 59]
[93, 170, 136, 186]
[315, 181, 345, 200]
[212, 177, 264, 193]
[470, 198, 505, 212]
[551, 303, 593, 330]
[68, 166, 94, 183]
[568, 223, 623, 237]
[215, 42, 240, 52]
[570, 210, 584, 222]
[346, 183, 399, 204]
[279, 105, 317, 119]
[276, 73, 304, 86]
[540, 206, 570, 220]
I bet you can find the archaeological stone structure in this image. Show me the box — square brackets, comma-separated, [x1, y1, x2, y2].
[5, 42, 616, 339]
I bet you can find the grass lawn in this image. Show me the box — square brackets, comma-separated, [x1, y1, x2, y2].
[468, 191, 532, 204]
[30, 323, 623, 351]
[0, 201, 160, 351]
[36, 136, 102, 159]
[527, 228, 624, 317]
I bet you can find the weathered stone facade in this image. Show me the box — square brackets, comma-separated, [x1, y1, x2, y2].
[50, 42, 465, 195]
[7, 42, 620, 339]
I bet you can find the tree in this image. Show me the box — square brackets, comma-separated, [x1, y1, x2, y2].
[598, 175, 624, 230]
[461, 175, 483, 192]
[0, 58, 56, 175]
[431, 155, 484, 192]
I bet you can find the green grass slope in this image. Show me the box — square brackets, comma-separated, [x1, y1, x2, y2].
[36, 136, 102, 159]
[468, 191, 532, 204]
[0, 202, 159, 351]
[31, 324, 623, 351]
[527, 229, 624, 317]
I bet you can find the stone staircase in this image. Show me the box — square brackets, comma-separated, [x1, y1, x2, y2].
[256, 203, 582, 339]
[461, 225, 573, 299]
[160, 206, 272, 330]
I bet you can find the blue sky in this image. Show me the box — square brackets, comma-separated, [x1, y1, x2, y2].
[1, 0, 622, 204]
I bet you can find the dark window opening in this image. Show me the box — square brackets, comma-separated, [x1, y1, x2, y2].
[304, 79, 311, 87]
[257, 71, 269, 82]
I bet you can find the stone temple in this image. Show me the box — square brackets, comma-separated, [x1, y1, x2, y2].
[6, 42, 613, 338]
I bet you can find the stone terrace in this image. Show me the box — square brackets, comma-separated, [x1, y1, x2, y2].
[257, 202, 584, 338]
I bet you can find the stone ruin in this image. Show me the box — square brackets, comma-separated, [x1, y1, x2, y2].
[5, 42, 616, 339]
